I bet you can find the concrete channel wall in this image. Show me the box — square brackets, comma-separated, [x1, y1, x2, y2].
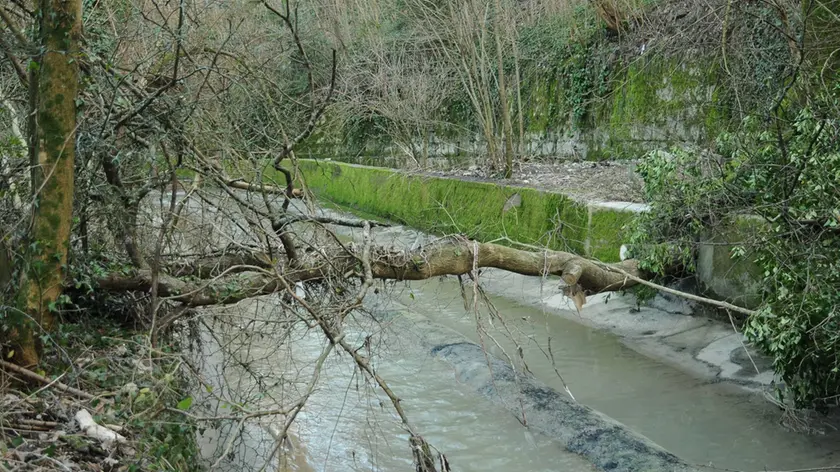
[292, 159, 763, 308]
[293, 159, 641, 263]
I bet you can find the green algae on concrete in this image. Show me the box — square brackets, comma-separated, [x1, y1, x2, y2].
[592, 56, 725, 160]
[293, 160, 638, 262]
[281, 160, 764, 306]
[696, 216, 767, 309]
[588, 204, 637, 262]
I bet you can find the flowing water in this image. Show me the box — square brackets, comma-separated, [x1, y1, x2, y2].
[385, 276, 840, 471]
[168, 198, 840, 471]
[193, 297, 597, 472]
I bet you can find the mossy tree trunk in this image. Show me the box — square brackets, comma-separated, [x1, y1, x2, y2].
[10, 0, 82, 367]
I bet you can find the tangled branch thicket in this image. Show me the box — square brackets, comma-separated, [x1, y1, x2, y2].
[1, 0, 840, 469]
[0, 0, 452, 468]
[623, 1, 840, 408]
[0, 1, 648, 469]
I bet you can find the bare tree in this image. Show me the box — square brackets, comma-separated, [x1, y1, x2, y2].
[337, 26, 455, 168]
[413, 0, 521, 176]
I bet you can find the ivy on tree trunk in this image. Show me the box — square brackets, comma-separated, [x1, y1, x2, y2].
[10, 0, 82, 367]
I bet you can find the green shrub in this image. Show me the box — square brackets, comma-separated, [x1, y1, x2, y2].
[628, 87, 840, 407]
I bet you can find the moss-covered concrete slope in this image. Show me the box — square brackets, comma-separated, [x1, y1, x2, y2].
[292, 160, 641, 262]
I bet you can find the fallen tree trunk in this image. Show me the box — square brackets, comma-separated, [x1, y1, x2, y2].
[369, 237, 641, 291]
[95, 270, 284, 306]
[93, 237, 639, 307]
[166, 252, 274, 278]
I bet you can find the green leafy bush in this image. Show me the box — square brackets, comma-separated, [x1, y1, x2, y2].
[625, 147, 725, 274]
[719, 103, 840, 408]
[629, 85, 840, 407]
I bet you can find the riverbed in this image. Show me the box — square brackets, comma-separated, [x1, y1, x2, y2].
[159, 193, 840, 471]
[292, 206, 840, 471]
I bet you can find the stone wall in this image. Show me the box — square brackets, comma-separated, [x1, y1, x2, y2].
[304, 56, 725, 169]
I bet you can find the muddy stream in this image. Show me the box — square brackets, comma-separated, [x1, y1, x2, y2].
[179, 201, 839, 471]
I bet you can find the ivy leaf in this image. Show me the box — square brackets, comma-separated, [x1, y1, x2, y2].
[176, 396, 193, 410]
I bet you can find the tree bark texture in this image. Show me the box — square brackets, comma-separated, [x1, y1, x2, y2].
[11, 0, 82, 367]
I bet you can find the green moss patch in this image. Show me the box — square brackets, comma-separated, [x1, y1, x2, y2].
[291, 160, 641, 262]
[588, 206, 636, 262]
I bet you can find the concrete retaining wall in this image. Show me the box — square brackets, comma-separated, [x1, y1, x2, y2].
[303, 57, 726, 168]
[293, 159, 763, 307]
[696, 217, 766, 309]
[292, 159, 640, 262]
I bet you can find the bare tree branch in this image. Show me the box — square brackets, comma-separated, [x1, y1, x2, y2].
[264, 1, 337, 163]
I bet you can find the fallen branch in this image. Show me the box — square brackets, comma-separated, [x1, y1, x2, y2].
[595, 262, 758, 316]
[0, 359, 95, 401]
[273, 213, 392, 229]
[14, 419, 59, 429]
[75, 409, 126, 446]
[95, 268, 285, 306]
[0, 425, 51, 435]
[225, 179, 303, 198]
